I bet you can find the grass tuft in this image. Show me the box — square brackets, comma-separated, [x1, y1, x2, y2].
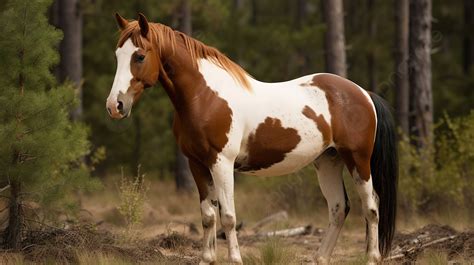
[77, 251, 133, 265]
[417, 250, 449, 265]
[243, 238, 297, 265]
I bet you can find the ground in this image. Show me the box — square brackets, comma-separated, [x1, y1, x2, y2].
[0, 177, 472, 264]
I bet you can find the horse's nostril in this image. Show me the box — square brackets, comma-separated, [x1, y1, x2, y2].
[117, 101, 124, 112]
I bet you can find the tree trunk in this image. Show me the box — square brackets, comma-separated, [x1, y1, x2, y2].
[5, 180, 21, 250]
[55, 0, 83, 120]
[322, 0, 347, 77]
[232, 0, 245, 65]
[175, 0, 194, 192]
[295, 0, 310, 74]
[178, 0, 192, 35]
[366, 0, 377, 92]
[251, 0, 258, 26]
[395, 0, 410, 135]
[463, 0, 474, 75]
[295, 0, 307, 29]
[409, 0, 432, 148]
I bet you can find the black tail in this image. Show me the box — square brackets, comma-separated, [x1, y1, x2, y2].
[369, 92, 398, 257]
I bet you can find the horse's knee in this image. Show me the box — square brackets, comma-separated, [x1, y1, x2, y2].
[201, 200, 216, 229]
[221, 213, 236, 231]
[366, 208, 379, 223]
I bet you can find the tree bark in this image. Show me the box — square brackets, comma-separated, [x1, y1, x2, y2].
[251, 0, 258, 26]
[322, 0, 347, 77]
[463, 0, 474, 75]
[409, 0, 432, 148]
[366, 0, 377, 92]
[395, 0, 410, 135]
[55, 0, 83, 120]
[175, 0, 194, 192]
[5, 180, 21, 250]
[295, 0, 307, 29]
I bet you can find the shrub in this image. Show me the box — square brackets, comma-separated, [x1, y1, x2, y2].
[398, 111, 474, 214]
[118, 166, 148, 236]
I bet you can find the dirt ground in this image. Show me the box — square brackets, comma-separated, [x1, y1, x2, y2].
[1, 179, 473, 264]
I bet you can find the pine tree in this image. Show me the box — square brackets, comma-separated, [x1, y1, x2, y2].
[0, 0, 95, 249]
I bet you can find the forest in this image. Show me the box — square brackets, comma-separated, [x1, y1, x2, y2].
[0, 0, 473, 264]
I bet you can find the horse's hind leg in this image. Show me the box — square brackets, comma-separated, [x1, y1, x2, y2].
[350, 154, 381, 264]
[314, 148, 349, 264]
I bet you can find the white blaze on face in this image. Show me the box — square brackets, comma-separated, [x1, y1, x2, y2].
[107, 39, 139, 104]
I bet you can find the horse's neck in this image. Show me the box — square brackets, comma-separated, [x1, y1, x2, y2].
[159, 44, 210, 114]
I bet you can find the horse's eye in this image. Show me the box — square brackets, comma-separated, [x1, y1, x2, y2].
[136, 55, 145, 63]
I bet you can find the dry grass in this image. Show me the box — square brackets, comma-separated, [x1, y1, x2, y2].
[417, 250, 450, 265]
[242, 238, 298, 265]
[0, 253, 25, 265]
[3, 176, 469, 264]
[77, 251, 133, 265]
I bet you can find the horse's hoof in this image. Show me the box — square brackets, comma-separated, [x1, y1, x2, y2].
[230, 256, 243, 264]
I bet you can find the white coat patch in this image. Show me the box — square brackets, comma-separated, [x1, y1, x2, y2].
[107, 39, 138, 103]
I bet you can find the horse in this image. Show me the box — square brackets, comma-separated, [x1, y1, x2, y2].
[106, 13, 398, 265]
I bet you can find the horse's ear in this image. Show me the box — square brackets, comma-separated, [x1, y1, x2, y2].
[138, 13, 149, 38]
[115, 13, 129, 30]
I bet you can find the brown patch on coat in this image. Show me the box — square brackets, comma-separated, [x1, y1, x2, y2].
[302, 106, 332, 147]
[311, 74, 376, 181]
[239, 117, 301, 171]
[166, 36, 233, 170]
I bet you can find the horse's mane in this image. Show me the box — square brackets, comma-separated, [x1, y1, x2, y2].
[118, 21, 251, 89]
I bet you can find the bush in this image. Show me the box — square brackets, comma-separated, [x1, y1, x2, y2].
[118, 166, 148, 236]
[398, 111, 474, 214]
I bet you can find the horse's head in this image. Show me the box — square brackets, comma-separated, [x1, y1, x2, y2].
[106, 13, 160, 119]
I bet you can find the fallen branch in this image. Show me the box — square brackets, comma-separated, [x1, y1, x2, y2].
[259, 225, 313, 238]
[0, 184, 10, 193]
[252, 211, 288, 232]
[387, 235, 457, 260]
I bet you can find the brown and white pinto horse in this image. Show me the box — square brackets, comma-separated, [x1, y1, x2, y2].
[106, 13, 398, 265]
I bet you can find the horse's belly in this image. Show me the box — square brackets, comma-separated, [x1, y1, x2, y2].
[236, 151, 320, 177]
[234, 123, 328, 177]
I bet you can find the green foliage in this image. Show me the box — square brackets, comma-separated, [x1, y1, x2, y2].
[118, 166, 148, 235]
[398, 112, 474, 213]
[0, 0, 61, 90]
[0, 0, 98, 221]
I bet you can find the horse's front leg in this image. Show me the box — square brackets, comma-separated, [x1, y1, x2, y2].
[211, 156, 242, 264]
[188, 159, 218, 265]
